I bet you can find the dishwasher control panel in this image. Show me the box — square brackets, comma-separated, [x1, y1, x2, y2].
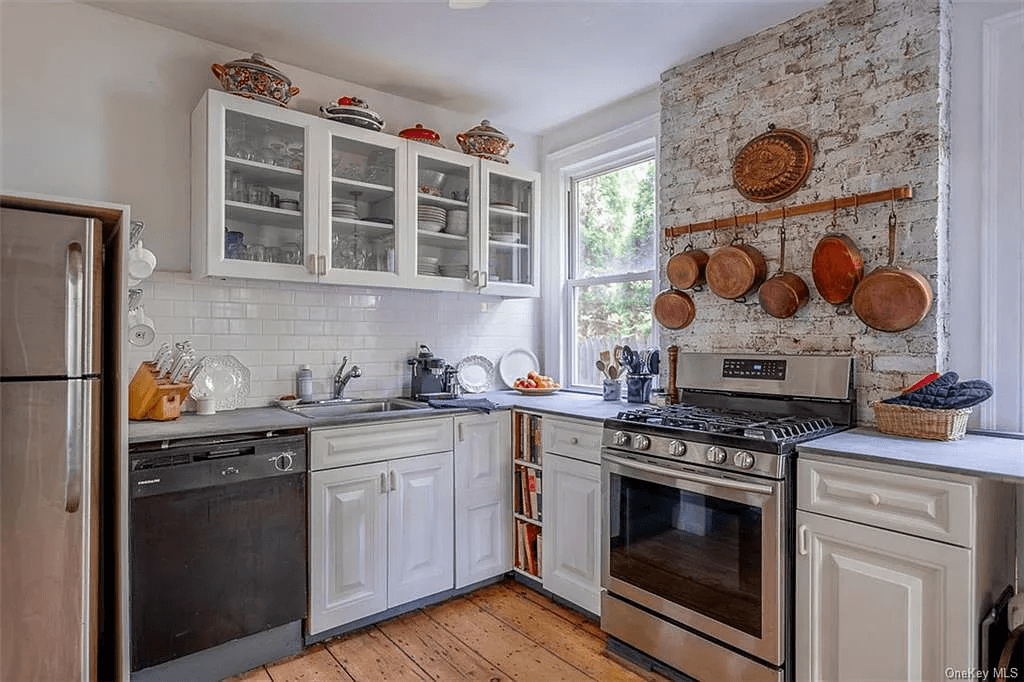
[129, 431, 306, 498]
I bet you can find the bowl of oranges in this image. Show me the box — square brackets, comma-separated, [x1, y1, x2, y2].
[512, 371, 560, 395]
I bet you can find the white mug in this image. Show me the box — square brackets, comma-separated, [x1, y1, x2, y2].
[196, 396, 216, 416]
[127, 240, 157, 280]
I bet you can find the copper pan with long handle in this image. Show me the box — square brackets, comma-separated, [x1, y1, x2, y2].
[759, 221, 809, 318]
[852, 205, 932, 332]
[811, 199, 865, 305]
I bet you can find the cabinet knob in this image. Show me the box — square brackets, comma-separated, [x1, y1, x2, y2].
[569, 436, 578, 445]
[869, 493, 881, 506]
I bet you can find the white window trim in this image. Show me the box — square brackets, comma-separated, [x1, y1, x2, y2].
[540, 114, 659, 390]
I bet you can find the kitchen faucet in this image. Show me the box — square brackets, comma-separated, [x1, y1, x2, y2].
[333, 356, 362, 399]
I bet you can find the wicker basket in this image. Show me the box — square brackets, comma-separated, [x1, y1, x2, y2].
[872, 401, 972, 441]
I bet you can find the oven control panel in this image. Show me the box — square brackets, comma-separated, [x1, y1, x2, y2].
[722, 358, 786, 381]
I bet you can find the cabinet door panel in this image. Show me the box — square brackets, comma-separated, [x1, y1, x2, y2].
[542, 453, 601, 614]
[387, 452, 454, 606]
[454, 413, 511, 587]
[796, 511, 971, 682]
[308, 463, 388, 634]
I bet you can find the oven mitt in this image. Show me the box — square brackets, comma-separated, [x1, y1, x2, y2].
[882, 372, 993, 409]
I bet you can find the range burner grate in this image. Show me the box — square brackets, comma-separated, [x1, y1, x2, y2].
[616, 404, 835, 443]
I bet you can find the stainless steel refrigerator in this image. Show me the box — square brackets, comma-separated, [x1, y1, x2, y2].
[1, 207, 103, 681]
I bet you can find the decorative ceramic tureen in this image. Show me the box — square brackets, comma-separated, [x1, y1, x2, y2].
[211, 53, 300, 108]
[456, 120, 514, 163]
[398, 123, 445, 148]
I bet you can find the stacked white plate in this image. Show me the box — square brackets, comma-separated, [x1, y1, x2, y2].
[417, 204, 447, 232]
[491, 231, 520, 243]
[418, 255, 440, 276]
[439, 263, 469, 279]
[445, 208, 469, 236]
[332, 198, 358, 220]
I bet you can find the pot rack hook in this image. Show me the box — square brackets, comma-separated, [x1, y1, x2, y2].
[831, 197, 838, 231]
[852, 193, 859, 224]
[889, 187, 898, 222]
[684, 220, 694, 251]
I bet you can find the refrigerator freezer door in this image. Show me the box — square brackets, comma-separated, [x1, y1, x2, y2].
[1, 208, 102, 378]
[1, 378, 98, 682]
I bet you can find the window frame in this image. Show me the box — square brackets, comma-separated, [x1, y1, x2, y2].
[562, 144, 658, 393]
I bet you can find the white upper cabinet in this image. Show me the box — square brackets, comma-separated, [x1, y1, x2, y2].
[191, 90, 539, 297]
[191, 90, 319, 283]
[479, 161, 540, 297]
[406, 143, 481, 292]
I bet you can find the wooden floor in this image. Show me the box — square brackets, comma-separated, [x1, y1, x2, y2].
[228, 580, 671, 682]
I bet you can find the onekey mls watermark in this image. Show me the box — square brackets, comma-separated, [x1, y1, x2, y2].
[945, 667, 1020, 679]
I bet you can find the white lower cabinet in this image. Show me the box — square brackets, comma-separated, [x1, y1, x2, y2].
[795, 454, 1016, 682]
[796, 510, 970, 682]
[542, 452, 601, 614]
[454, 412, 512, 588]
[309, 450, 453, 635]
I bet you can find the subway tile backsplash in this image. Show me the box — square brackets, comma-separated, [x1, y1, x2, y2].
[128, 273, 540, 407]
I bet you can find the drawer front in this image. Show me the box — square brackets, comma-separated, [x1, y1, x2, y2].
[311, 417, 454, 471]
[541, 417, 602, 465]
[797, 458, 975, 548]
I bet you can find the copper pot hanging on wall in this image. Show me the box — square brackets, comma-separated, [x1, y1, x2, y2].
[706, 239, 768, 300]
[654, 289, 696, 329]
[851, 201, 932, 332]
[758, 217, 809, 318]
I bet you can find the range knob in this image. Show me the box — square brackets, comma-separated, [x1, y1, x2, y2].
[706, 446, 727, 464]
[668, 440, 687, 457]
[734, 451, 755, 470]
[612, 431, 629, 446]
[273, 452, 295, 472]
[633, 434, 651, 451]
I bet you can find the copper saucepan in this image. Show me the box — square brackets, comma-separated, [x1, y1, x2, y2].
[851, 206, 932, 332]
[759, 222, 809, 318]
[706, 238, 768, 300]
[666, 226, 709, 290]
[653, 289, 696, 329]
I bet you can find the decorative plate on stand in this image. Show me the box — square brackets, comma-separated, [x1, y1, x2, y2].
[456, 355, 494, 393]
[189, 354, 251, 411]
[732, 127, 813, 203]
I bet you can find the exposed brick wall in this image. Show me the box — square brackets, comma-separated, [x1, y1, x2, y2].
[658, 0, 951, 422]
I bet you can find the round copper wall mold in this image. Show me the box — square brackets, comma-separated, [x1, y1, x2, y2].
[732, 128, 813, 203]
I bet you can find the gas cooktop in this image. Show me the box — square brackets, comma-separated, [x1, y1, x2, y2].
[613, 404, 838, 444]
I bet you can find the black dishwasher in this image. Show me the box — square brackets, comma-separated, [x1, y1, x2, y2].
[129, 430, 307, 672]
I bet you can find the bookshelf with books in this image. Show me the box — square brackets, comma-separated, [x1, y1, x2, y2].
[511, 410, 543, 579]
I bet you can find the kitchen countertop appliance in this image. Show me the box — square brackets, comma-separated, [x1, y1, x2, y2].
[601, 353, 856, 682]
[407, 344, 458, 400]
[1, 207, 114, 681]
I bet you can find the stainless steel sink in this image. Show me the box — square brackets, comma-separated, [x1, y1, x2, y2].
[288, 397, 427, 419]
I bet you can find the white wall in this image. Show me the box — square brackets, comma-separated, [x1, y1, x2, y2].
[1, 1, 543, 405]
[0, 1, 539, 273]
[949, 1, 1024, 433]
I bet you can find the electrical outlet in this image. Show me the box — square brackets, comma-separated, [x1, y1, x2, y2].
[1008, 593, 1024, 630]
[480, 302, 488, 312]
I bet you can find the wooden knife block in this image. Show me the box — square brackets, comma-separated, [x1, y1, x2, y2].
[129, 362, 192, 421]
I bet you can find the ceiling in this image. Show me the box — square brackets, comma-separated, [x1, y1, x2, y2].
[83, 0, 826, 134]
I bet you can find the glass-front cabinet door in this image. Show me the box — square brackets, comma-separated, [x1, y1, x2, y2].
[407, 144, 480, 292]
[479, 161, 540, 297]
[192, 90, 318, 282]
[319, 124, 404, 287]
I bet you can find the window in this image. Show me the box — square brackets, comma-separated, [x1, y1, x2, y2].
[566, 156, 657, 389]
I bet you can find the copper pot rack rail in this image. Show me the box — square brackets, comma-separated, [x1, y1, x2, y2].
[664, 185, 913, 240]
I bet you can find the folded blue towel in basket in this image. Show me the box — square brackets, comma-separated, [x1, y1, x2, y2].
[427, 398, 499, 413]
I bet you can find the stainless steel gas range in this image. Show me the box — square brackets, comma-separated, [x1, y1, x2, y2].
[601, 353, 856, 682]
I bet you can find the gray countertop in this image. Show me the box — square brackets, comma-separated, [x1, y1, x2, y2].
[798, 427, 1024, 483]
[129, 390, 630, 444]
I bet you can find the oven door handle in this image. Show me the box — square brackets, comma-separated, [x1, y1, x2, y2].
[602, 453, 774, 496]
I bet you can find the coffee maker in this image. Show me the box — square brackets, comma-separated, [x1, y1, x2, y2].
[408, 345, 458, 400]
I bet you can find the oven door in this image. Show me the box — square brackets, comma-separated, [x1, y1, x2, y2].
[602, 450, 786, 666]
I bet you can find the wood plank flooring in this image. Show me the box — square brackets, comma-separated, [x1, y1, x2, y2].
[227, 580, 670, 682]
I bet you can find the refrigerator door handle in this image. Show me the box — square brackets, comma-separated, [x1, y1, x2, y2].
[66, 242, 85, 378]
[64, 379, 84, 513]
